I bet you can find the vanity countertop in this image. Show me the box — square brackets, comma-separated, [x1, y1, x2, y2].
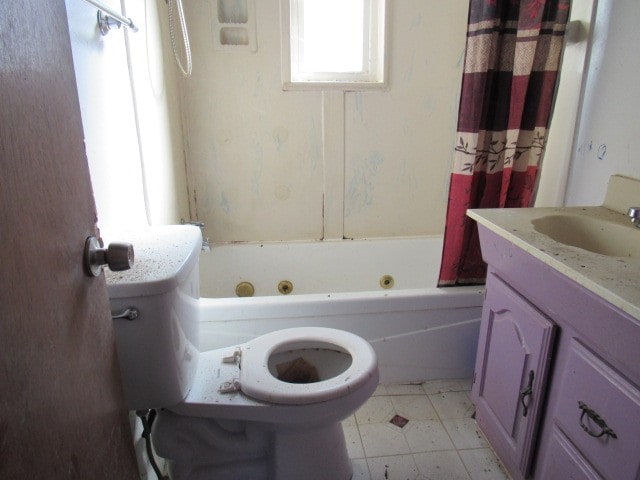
[467, 205, 640, 321]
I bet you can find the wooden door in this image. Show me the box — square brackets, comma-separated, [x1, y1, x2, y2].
[0, 1, 139, 478]
[471, 273, 555, 480]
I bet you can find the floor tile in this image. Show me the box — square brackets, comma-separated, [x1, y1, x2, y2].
[442, 418, 488, 450]
[458, 448, 510, 480]
[343, 414, 357, 428]
[386, 383, 427, 395]
[458, 378, 473, 391]
[413, 450, 471, 480]
[356, 395, 395, 424]
[348, 382, 510, 480]
[404, 419, 455, 453]
[429, 391, 475, 420]
[422, 379, 469, 395]
[367, 454, 419, 480]
[391, 394, 438, 421]
[343, 424, 365, 459]
[351, 458, 371, 480]
[372, 384, 390, 396]
[359, 423, 411, 457]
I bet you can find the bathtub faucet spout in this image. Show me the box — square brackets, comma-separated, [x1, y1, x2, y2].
[628, 207, 640, 228]
[182, 220, 211, 252]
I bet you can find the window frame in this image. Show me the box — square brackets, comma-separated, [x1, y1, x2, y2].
[280, 0, 388, 91]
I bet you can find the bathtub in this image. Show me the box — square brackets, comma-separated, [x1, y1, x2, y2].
[197, 236, 484, 384]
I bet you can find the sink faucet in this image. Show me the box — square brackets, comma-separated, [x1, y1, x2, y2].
[628, 207, 640, 228]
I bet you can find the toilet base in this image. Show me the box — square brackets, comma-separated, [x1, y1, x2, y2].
[152, 410, 353, 480]
[274, 422, 352, 480]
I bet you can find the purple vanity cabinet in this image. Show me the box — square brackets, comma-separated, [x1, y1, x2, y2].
[473, 223, 640, 480]
[536, 338, 640, 479]
[472, 274, 555, 480]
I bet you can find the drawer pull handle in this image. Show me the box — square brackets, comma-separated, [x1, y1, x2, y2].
[578, 401, 617, 439]
[520, 370, 534, 417]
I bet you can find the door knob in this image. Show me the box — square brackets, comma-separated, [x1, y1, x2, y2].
[84, 236, 134, 277]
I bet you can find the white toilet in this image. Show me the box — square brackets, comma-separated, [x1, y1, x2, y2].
[106, 226, 379, 480]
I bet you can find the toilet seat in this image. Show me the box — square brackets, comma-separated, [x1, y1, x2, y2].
[239, 327, 377, 405]
[170, 342, 379, 426]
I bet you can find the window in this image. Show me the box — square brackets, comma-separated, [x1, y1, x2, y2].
[282, 0, 387, 89]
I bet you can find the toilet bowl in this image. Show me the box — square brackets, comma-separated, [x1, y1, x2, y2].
[241, 327, 377, 405]
[106, 226, 379, 480]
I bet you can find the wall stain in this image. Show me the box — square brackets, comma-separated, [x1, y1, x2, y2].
[252, 73, 263, 98]
[220, 192, 231, 215]
[354, 92, 364, 123]
[345, 152, 384, 217]
[272, 126, 289, 151]
[250, 139, 264, 198]
[410, 13, 423, 30]
[597, 144, 607, 160]
[274, 184, 291, 201]
[423, 96, 436, 114]
[403, 51, 416, 82]
[456, 47, 466, 68]
[307, 117, 321, 172]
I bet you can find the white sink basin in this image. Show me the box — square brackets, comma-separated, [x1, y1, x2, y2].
[531, 214, 640, 259]
[467, 174, 640, 322]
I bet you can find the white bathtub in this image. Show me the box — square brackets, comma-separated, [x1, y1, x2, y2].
[197, 236, 484, 384]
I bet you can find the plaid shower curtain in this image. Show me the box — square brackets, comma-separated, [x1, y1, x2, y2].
[438, 0, 571, 286]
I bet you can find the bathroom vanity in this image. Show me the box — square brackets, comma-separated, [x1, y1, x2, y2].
[467, 176, 640, 480]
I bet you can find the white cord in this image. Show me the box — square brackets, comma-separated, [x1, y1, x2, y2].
[168, 0, 192, 77]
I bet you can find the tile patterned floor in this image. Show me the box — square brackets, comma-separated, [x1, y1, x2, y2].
[342, 379, 511, 480]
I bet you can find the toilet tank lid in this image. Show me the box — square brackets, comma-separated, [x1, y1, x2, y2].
[105, 225, 202, 298]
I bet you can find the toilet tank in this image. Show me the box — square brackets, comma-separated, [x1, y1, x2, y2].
[106, 225, 202, 410]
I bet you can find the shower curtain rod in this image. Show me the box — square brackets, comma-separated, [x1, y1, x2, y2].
[81, 0, 138, 34]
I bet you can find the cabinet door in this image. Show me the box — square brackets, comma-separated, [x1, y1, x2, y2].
[472, 274, 556, 479]
[548, 340, 640, 479]
[537, 426, 603, 480]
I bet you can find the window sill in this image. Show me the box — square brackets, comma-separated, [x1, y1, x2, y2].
[282, 80, 389, 92]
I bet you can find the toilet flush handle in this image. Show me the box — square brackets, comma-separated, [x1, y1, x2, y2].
[111, 307, 139, 321]
[83, 236, 134, 277]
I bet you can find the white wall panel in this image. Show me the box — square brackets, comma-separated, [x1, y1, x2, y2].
[181, 0, 469, 242]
